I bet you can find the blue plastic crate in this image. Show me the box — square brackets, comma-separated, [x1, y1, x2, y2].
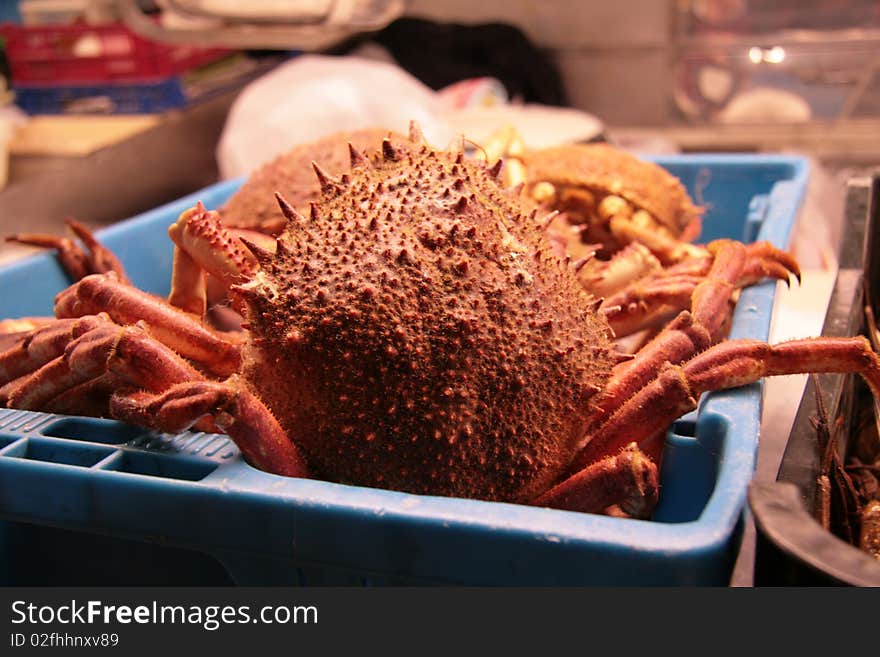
[0, 154, 809, 585]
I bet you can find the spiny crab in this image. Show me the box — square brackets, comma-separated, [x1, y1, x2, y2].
[220, 127, 415, 236]
[482, 126, 703, 264]
[479, 127, 801, 343]
[6, 128, 414, 319]
[519, 143, 704, 262]
[2, 124, 880, 519]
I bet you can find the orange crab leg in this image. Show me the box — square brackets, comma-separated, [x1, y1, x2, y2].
[592, 241, 751, 430]
[602, 277, 702, 338]
[168, 245, 208, 317]
[578, 242, 661, 298]
[570, 336, 880, 476]
[687, 240, 749, 339]
[7, 218, 130, 284]
[2, 316, 305, 476]
[629, 240, 799, 285]
[0, 316, 106, 384]
[0, 373, 28, 407]
[167, 203, 259, 316]
[684, 336, 880, 399]
[739, 241, 801, 285]
[4, 319, 207, 410]
[532, 442, 659, 518]
[601, 240, 799, 337]
[64, 218, 130, 283]
[608, 215, 705, 265]
[0, 317, 56, 349]
[166, 219, 277, 318]
[5, 356, 83, 410]
[55, 273, 241, 377]
[109, 376, 309, 478]
[6, 233, 89, 281]
[575, 240, 795, 469]
[40, 374, 120, 417]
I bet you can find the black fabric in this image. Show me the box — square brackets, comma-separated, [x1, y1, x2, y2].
[369, 17, 568, 107]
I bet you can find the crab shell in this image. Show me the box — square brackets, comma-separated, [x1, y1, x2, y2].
[234, 141, 618, 504]
[221, 128, 413, 233]
[522, 143, 704, 241]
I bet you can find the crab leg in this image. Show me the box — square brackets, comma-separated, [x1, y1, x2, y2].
[602, 277, 704, 338]
[4, 318, 208, 410]
[168, 244, 208, 317]
[532, 442, 659, 518]
[39, 374, 120, 417]
[0, 374, 29, 408]
[7, 218, 130, 284]
[2, 369, 123, 420]
[167, 203, 259, 317]
[576, 239, 797, 469]
[54, 273, 241, 377]
[0, 317, 56, 349]
[110, 376, 309, 478]
[0, 316, 106, 385]
[167, 205, 278, 317]
[6, 232, 90, 280]
[6, 208, 265, 320]
[570, 336, 880, 476]
[643, 240, 799, 287]
[2, 316, 308, 477]
[601, 240, 799, 337]
[589, 241, 752, 432]
[608, 215, 705, 265]
[606, 240, 800, 390]
[578, 242, 661, 298]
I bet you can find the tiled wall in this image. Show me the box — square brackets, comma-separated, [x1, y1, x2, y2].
[406, 0, 675, 125]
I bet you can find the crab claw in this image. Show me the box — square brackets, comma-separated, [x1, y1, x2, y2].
[7, 218, 130, 284]
[533, 443, 659, 518]
[110, 376, 310, 478]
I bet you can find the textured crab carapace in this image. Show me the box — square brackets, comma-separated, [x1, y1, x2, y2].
[477, 129, 799, 340]
[522, 142, 704, 253]
[234, 140, 620, 504]
[220, 127, 414, 235]
[481, 127, 704, 266]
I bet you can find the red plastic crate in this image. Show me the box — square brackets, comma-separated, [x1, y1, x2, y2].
[0, 21, 228, 84]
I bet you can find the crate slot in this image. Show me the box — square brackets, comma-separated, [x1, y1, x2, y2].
[745, 194, 771, 243]
[90, 451, 123, 470]
[0, 435, 22, 452]
[671, 418, 697, 437]
[203, 436, 233, 458]
[103, 451, 217, 481]
[127, 431, 236, 459]
[5, 438, 117, 468]
[41, 417, 146, 445]
[654, 429, 721, 524]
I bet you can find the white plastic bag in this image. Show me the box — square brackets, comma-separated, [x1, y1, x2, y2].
[216, 54, 454, 179]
